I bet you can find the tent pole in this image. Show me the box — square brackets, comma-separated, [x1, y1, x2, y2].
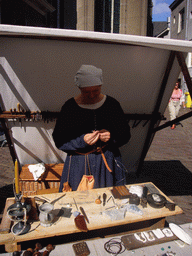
[153, 52, 192, 133]
[135, 51, 176, 178]
[176, 51, 192, 98]
[153, 110, 192, 132]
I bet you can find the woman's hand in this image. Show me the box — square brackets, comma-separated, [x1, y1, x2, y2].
[99, 129, 110, 142]
[84, 131, 100, 145]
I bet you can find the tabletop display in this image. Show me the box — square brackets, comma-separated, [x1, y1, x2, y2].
[0, 182, 183, 253]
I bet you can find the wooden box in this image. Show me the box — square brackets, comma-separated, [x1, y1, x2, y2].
[19, 163, 64, 196]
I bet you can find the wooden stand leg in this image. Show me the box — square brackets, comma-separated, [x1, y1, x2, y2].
[148, 217, 166, 230]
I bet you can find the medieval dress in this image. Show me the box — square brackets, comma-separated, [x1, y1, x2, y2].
[52, 95, 131, 191]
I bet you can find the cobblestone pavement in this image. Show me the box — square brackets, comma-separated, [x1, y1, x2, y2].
[142, 107, 192, 224]
[0, 107, 192, 224]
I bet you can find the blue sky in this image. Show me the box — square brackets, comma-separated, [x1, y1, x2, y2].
[152, 0, 174, 21]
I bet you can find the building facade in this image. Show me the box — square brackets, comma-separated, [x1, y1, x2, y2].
[77, 0, 152, 36]
[170, 0, 191, 40]
[0, 0, 153, 36]
[0, 0, 57, 28]
[170, 0, 192, 91]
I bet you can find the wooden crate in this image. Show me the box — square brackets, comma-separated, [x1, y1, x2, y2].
[19, 163, 64, 196]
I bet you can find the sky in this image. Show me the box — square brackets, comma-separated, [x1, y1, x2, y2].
[152, 0, 174, 22]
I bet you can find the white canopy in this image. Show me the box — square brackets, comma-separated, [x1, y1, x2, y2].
[1, 25, 192, 177]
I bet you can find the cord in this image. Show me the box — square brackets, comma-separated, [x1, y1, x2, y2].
[104, 238, 126, 255]
[114, 159, 129, 174]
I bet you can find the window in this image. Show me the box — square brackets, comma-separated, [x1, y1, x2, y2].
[173, 16, 176, 24]
[95, 0, 111, 33]
[178, 8, 185, 33]
[94, 0, 120, 33]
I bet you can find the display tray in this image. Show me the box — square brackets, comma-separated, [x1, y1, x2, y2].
[121, 227, 178, 250]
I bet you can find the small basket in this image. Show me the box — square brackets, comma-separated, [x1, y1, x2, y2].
[19, 163, 64, 196]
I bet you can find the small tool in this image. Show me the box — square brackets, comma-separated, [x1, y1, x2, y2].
[50, 193, 66, 205]
[107, 196, 112, 203]
[79, 207, 89, 223]
[141, 186, 148, 208]
[111, 196, 120, 209]
[105, 206, 115, 210]
[103, 193, 107, 206]
[73, 198, 79, 211]
[72, 199, 88, 232]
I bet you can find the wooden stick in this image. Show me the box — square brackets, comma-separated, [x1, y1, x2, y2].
[0, 198, 15, 234]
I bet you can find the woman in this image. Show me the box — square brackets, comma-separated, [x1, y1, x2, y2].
[52, 65, 131, 191]
[168, 80, 183, 129]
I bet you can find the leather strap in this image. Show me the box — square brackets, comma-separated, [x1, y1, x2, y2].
[100, 148, 112, 173]
[75, 145, 113, 173]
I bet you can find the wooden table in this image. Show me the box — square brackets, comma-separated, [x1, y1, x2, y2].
[0, 182, 183, 252]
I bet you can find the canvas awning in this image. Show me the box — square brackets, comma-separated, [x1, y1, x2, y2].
[1, 25, 192, 179]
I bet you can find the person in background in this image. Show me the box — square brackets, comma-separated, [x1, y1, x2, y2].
[52, 65, 131, 191]
[168, 79, 183, 130]
[180, 91, 186, 109]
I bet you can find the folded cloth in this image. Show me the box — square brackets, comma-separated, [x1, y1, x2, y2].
[28, 163, 46, 181]
[129, 185, 143, 198]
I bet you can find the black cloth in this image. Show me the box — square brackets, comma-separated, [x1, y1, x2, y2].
[52, 95, 131, 191]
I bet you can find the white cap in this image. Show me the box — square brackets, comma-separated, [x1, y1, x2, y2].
[75, 65, 103, 88]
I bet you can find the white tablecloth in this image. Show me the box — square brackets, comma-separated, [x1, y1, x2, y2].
[1, 223, 192, 256]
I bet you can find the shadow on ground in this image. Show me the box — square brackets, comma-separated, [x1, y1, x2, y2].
[127, 160, 192, 196]
[0, 184, 14, 215]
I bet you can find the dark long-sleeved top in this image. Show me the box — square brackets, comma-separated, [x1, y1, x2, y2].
[52, 95, 131, 191]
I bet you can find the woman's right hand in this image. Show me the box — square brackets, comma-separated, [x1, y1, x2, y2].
[84, 131, 100, 145]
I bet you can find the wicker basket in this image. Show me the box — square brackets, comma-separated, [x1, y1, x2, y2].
[19, 163, 64, 196]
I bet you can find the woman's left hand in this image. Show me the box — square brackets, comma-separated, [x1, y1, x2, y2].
[99, 129, 110, 142]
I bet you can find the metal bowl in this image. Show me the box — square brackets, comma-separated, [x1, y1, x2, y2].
[147, 193, 166, 208]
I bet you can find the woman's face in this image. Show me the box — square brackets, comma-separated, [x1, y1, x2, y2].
[80, 85, 102, 103]
[175, 82, 179, 89]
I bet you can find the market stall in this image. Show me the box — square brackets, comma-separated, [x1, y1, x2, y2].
[1, 25, 192, 176]
[1, 25, 192, 255]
